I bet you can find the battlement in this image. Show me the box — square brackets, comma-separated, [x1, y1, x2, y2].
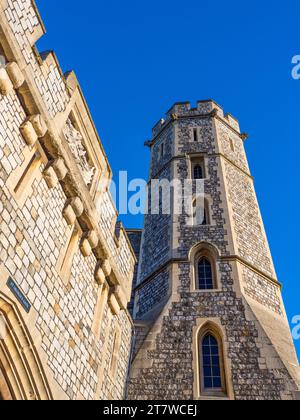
[152, 99, 241, 138]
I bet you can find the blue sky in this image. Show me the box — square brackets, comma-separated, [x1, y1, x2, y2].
[36, 0, 300, 359]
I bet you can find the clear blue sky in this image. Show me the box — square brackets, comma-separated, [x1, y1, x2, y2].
[36, 0, 300, 359]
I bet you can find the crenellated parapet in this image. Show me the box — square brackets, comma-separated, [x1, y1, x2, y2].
[152, 99, 244, 140]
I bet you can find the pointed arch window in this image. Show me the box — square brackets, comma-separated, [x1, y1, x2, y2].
[198, 327, 228, 397]
[202, 334, 222, 389]
[191, 244, 220, 292]
[198, 257, 214, 290]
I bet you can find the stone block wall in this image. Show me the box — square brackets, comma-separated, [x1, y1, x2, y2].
[139, 162, 173, 282]
[134, 269, 170, 320]
[0, 0, 135, 400]
[224, 161, 274, 277]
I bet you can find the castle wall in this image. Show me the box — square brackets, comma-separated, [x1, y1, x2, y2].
[0, 0, 135, 400]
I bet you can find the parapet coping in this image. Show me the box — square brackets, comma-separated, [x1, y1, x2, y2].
[148, 106, 248, 146]
[135, 255, 282, 293]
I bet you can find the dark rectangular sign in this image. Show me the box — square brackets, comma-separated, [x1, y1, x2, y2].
[6, 277, 31, 313]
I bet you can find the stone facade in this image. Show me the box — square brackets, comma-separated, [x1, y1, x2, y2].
[0, 0, 135, 400]
[1, 0, 299, 403]
[128, 101, 300, 400]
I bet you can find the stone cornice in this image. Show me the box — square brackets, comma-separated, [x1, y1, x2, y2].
[148, 152, 254, 183]
[135, 255, 281, 293]
[147, 110, 247, 146]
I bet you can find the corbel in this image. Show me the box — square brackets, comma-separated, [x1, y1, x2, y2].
[0, 67, 14, 95]
[20, 120, 38, 146]
[108, 292, 120, 316]
[94, 263, 106, 286]
[29, 114, 48, 138]
[101, 259, 112, 278]
[62, 204, 77, 226]
[80, 238, 92, 258]
[86, 230, 99, 249]
[52, 158, 68, 181]
[6, 62, 25, 89]
[69, 197, 84, 217]
[113, 286, 127, 311]
[43, 166, 59, 189]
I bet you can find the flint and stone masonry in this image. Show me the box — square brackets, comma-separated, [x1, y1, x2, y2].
[0, 0, 136, 400]
[128, 101, 300, 400]
[0, 0, 299, 403]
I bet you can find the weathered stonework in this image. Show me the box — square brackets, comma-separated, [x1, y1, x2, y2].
[1, 0, 299, 402]
[0, 0, 135, 400]
[128, 101, 300, 400]
[126, 229, 142, 316]
[63, 118, 95, 187]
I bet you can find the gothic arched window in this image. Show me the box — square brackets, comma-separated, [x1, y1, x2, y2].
[198, 327, 227, 397]
[197, 257, 214, 290]
[202, 334, 222, 390]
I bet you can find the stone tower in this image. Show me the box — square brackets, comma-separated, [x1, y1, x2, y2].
[128, 100, 300, 400]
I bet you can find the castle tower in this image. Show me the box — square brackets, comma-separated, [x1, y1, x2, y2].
[128, 101, 300, 400]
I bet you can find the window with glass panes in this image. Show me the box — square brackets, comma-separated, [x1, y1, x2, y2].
[193, 165, 203, 180]
[198, 258, 213, 289]
[202, 334, 222, 390]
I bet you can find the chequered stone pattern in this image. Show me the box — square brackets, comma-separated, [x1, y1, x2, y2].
[2, 0, 136, 282]
[135, 269, 170, 319]
[139, 169, 172, 281]
[136, 124, 174, 290]
[217, 122, 250, 173]
[0, 0, 134, 400]
[0, 86, 131, 399]
[224, 161, 274, 277]
[5, 0, 70, 118]
[0, 93, 26, 172]
[97, 192, 134, 280]
[176, 118, 229, 257]
[150, 124, 174, 179]
[242, 266, 282, 315]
